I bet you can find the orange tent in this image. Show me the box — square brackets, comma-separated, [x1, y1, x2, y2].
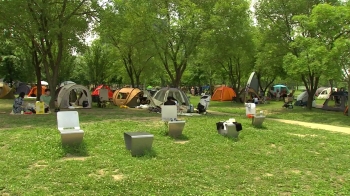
[212, 86, 236, 101]
[28, 86, 47, 97]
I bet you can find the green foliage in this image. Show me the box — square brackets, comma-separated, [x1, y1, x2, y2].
[254, 0, 341, 92]
[0, 40, 35, 83]
[98, 0, 159, 87]
[198, 0, 254, 90]
[0, 0, 97, 107]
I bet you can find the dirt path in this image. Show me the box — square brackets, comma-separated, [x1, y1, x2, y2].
[268, 118, 350, 135]
[206, 110, 350, 134]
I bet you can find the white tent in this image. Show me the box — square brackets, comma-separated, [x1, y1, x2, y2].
[57, 84, 92, 109]
[297, 91, 308, 102]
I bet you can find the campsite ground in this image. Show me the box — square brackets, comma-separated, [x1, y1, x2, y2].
[0, 98, 349, 195]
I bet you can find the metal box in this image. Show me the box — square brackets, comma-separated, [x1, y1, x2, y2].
[60, 130, 84, 146]
[252, 116, 265, 127]
[168, 121, 186, 138]
[124, 132, 154, 156]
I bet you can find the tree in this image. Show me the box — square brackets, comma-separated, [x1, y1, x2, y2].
[98, 0, 156, 88]
[0, 0, 97, 108]
[147, 0, 211, 87]
[283, 3, 349, 110]
[200, 0, 254, 96]
[254, 0, 340, 94]
[83, 41, 113, 87]
[0, 36, 35, 84]
[332, 38, 350, 115]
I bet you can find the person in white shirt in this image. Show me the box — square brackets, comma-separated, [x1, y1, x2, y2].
[253, 96, 259, 104]
[276, 90, 281, 101]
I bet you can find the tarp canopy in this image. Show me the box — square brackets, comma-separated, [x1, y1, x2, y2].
[273, 84, 286, 88]
[113, 88, 141, 107]
[153, 88, 190, 106]
[0, 82, 15, 99]
[57, 84, 91, 109]
[212, 86, 236, 101]
[272, 84, 289, 94]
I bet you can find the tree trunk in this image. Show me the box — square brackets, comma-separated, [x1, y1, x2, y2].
[123, 57, 135, 87]
[135, 73, 141, 88]
[32, 49, 42, 101]
[302, 75, 319, 110]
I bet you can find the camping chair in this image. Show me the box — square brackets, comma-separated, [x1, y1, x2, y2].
[57, 111, 84, 146]
[283, 97, 294, 109]
[287, 90, 296, 99]
[97, 89, 109, 108]
[161, 105, 186, 138]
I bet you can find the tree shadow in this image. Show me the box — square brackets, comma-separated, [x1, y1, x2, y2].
[132, 149, 157, 159]
[252, 125, 269, 130]
[60, 141, 89, 157]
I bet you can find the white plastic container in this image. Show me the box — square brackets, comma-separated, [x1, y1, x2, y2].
[245, 103, 256, 118]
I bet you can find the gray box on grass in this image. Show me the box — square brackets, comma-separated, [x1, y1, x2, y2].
[124, 132, 154, 156]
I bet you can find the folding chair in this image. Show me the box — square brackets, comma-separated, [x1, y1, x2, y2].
[57, 111, 84, 146]
[161, 105, 185, 138]
[97, 89, 109, 108]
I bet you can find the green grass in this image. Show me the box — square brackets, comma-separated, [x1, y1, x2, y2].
[1, 98, 350, 195]
[188, 96, 350, 127]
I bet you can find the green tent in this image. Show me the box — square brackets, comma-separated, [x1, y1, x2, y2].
[146, 85, 153, 90]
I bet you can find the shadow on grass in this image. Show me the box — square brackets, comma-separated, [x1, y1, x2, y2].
[132, 149, 157, 159]
[251, 125, 269, 130]
[61, 141, 89, 157]
[174, 134, 189, 141]
[225, 136, 240, 142]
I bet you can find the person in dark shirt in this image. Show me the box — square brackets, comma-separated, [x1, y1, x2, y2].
[164, 96, 176, 105]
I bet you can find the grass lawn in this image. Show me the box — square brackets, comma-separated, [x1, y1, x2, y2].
[191, 96, 350, 127]
[1, 98, 350, 195]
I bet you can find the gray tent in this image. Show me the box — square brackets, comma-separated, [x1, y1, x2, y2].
[294, 91, 309, 106]
[152, 88, 190, 106]
[15, 83, 30, 95]
[322, 91, 348, 112]
[297, 91, 308, 102]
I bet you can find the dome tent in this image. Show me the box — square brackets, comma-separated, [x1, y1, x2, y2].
[15, 83, 30, 95]
[153, 88, 190, 106]
[112, 88, 141, 107]
[57, 84, 92, 109]
[28, 86, 47, 97]
[0, 82, 15, 99]
[212, 86, 236, 101]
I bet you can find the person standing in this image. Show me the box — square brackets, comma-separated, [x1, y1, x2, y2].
[276, 90, 280, 101]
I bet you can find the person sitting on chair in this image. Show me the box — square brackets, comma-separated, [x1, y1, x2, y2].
[13, 92, 26, 114]
[253, 96, 259, 104]
[40, 89, 51, 113]
[164, 96, 176, 105]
